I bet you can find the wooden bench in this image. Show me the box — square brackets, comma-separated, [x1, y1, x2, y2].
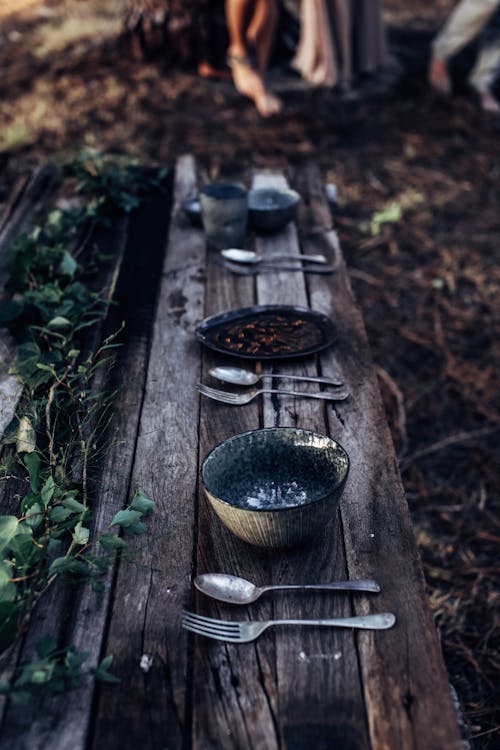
[0, 156, 463, 749]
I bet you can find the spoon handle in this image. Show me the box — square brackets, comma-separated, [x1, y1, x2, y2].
[221, 261, 337, 275]
[262, 580, 381, 594]
[263, 373, 343, 387]
[267, 254, 327, 264]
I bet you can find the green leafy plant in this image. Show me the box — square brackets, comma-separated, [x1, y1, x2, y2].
[0, 637, 120, 705]
[0, 153, 166, 694]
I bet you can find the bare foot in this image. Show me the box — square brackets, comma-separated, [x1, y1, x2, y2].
[476, 88, 500, 114]
[429, 56, 452, 96]
[227, 52, 282, 117]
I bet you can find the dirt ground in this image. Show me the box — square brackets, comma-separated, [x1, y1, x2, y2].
[1, 1, 499, 747]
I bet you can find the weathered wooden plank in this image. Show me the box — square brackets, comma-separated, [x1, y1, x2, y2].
[191, 170, 281, 750]
[252, 171, 370, 749]
[92, 155, 206, 749]
[0, 174, 30, 236]
[296, 162, 463, 750]
[0, 333, 23, 438]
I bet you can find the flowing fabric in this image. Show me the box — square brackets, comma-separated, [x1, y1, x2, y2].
[292, 0, 387, 87]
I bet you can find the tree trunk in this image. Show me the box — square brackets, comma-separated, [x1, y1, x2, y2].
[122, 0, 230, 68]
[123, 0, 195, 63]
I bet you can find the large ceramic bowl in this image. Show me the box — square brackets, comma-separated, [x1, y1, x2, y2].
[201, 427, 349, 549]
[248, 188, 300, 233]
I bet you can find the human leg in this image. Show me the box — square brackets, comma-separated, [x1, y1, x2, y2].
[246, 0, 279, 72]
[429, 0, 500, 94]
[225, 0, 282, 116]
[469, 40, 500, 111]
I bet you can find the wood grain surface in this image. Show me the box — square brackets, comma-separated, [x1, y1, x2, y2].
[0, 157, 463, 750]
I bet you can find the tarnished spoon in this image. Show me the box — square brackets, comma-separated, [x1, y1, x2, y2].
[209, 365, 343, 388]
[194, 573, 381, 605]
[221, 248, 328, 265]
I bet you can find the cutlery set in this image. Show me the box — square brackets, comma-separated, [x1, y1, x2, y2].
[197, 382, 349, 405]
[183, 573, 395, 642]
[197, 366, 347, 406]
[219, 248, 337, 275]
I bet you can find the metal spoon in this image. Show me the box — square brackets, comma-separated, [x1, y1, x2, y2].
[194, 573, 381, 605]
[210, 365, 343, 388]
[221, 248, 328, 265]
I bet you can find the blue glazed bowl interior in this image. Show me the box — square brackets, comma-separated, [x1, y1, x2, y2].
[248, 188, 299, 213]
[202, 428, 349, 512]
[248, 188, 300, 233]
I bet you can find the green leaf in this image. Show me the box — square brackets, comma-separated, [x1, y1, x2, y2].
[110, 509, 142, 528]
[123, 521, 147, 535]
[47, 316, 72, 330]
[24, 452, 41, 491]
[65, 650, 89, 671]
[59, 251, 77, 276]
[13, 342, 41, 381]
[8, 525, 38, 572]
[92, 655, 121, 684]
[72, 522, 89, 546]
[0, 516, 19, 556]
[41, 476, 56, 507]
[0, 562, 16, 602]
[99, 655, 113, 671]
[49, 557, 89, 577]
[47, 538, 62, 553]
[48, 209, 63, 228]
[61, 496, 86, 513]
[370, 202, 402, 236]
[130, 490, 155, 514]
[99, 534, 127, 551]
[50, 506, 74, 523]
[25, 503, 44, 530]
[17, 417, 36, 454]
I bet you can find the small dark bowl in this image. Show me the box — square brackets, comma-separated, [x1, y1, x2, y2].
[248, 188, 300, 234]
[181, 196, 203, 228]
[201, 427, 349, 549]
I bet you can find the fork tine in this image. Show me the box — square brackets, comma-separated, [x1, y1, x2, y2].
[182, 611, 242, 641]
[182, 621, 241, 641]
[196, 384, 245, 403]
[182, 612, 239, 632]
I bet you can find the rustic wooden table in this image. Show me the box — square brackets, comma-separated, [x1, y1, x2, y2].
[0, 156, 463, 749]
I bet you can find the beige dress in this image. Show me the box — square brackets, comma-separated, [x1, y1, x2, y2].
[292, 0, 387, 88]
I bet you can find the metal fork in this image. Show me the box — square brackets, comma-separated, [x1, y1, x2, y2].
[182, 611, 396, 643]
[196, 383, 349, 405]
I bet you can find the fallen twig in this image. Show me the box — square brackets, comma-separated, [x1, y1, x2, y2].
[399, 425, 500, 472]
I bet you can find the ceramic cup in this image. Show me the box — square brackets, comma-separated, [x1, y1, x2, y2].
[200, 183, 248, 249]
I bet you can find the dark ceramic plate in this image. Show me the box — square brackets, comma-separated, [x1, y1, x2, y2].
[195, 305, 336, 360]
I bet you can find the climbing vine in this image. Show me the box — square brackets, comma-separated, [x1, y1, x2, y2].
[0, 153, 167, 699]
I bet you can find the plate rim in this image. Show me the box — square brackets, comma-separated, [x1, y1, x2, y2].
[195, 304, 336, 360]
